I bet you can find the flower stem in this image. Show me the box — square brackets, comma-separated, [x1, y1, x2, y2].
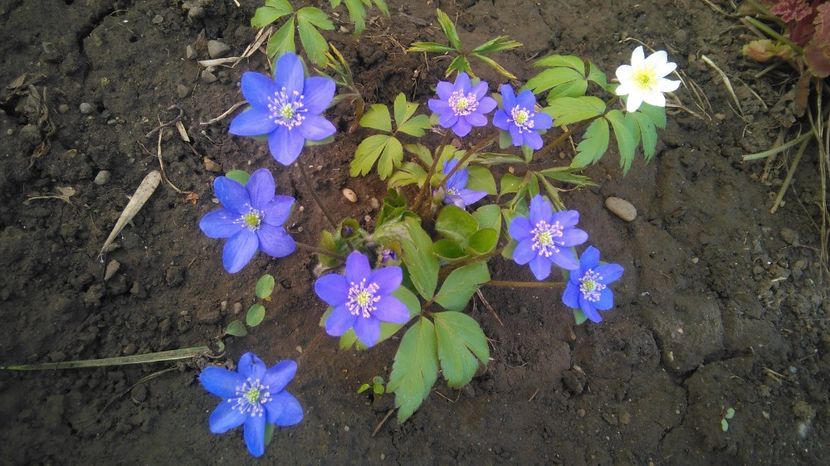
[295, 241, 344, 259]
[412, 130, 453, 211]
[295, 161, 338, 229]
[435, 132, 498, 193]
[484, 280, 565, 288]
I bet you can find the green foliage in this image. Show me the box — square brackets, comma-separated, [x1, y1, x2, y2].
[408, 9, 521, 79]
[357, 375, 386, 395]
[401, 217, 439, 300]
[255, 274, 276, 299]
[388, 317, 439, 422]
[333, 286, 420, 350]
[433, 311, 489, 387]
[434, 262, 490, 312]
[721, 407, 736, 432]
[605, 109, 637, 173]
[329, 0, 389, 34]
[435, 205, 499, 257]
[253, 1, 334, 67]
[224, 320, 248, 337]
[246, 303, 266, 327]
[545, 96, 606, 127]
[225, 169, 250, 185]
[525, 54, 611, 101]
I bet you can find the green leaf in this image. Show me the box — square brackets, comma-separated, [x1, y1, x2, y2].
[401, 217, 439, 299]
[297, 12, 330, 66]
[436, 205, 479, 244]
[388, 318, 439, 423]
[721, 418, 729, 432]
[725, 408, 736, 419]
[605, 109, 637, 174]
[538, 167, 597, 187]
[373, 0, 389, 16]
[373, 384, 385, 395]
[630, 112, 658, 161]
[264, 422, 275, 446]
[393, 93, 418, 128]
[377, 136, 403, 179]
[545, 96, 606, 126]
[573, 309, 587, 325]
[388, 162, 426, 188]
[499, 173, 523, 195]
[435, 9, 461, 50]
[225, 169, 250, 185]
[246, 304, 266, 327]
[342, 0, 367, 34]
[472, 36, 522, 54]
[433, 311, 490, 387]
[224, 320, 248, 337]
[466, 165, 496, 195]
[252, 0, 293, 28]
[524, 67, 583, 94]
[475, 152, 525, 166]
[296, 6, 334, 30]
[498, 130, 512, 149]
[255, 274, 276, 299]
[397, 115, 432, 137]
[407, 42, 456, 53]
[472, 204, 501, 236]
[434, 262, 490, 311]
[468, 228, 498, 254]
[446, 55, 472, 77]
[405, 144, 433, 166]
[351, 134, 390, 177]
[571, 118, 610, 167]
[587, 62, 610, 91]
[359, 104, 392, 132]
[534, 54, 585, 73]
[472, 53, 517, 80]
[357, 383, 371, 394]
[266, 17, 296, 58]
[638, 103, 666, 128]
[547, 79, 588, 99]
[433, 239, 466, 260]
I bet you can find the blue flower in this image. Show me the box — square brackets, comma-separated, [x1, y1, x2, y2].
[427, 72, 497, 137]
[508, 195, 588, 280]
[562, 246, 624, 323]
[314, 251, 411, 347]
[199, 353, 303, 458]
[199, 168, 296, 274]
[441, 159, 487, 208]
[492, 84, 553, 150]
[229, 52, 336, 166]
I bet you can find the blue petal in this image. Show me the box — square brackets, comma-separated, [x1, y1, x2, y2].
[534, 111, 553, 130]
[436, 81, 454, 99]
[579, 246, 601, 272]
[223, 230, 259, 273]
[478, 96, 497, 114]
[580, 297, 603, 323]
[452, 118, 472, 137]
[266, 391, 303, 426]
[298, 115, 336, 141]
[262, 195, 294, 226]
[560, 228, 588, 247]
[529, 255, 552, 280]
[512, 239, 536, 265]
[314, 273, 349, 306]
[516, 89, 537, 109]
[439, 112, 458, 128]
[499, 84, 516, 109]
[492, 110, 509, 130]
[454, 72, 472, 92]
[325, 304, 356, 336]
[209, 399, 247, 434]
[550, 248, 580, 270]
[553, 210, 580, 228]
[562, 282, 580, 309]
[214, 176, 251, 214]
[229, 108, 278, 137]
[509, 217, 532, 240]
[595, 263, 624, 285]
[246, 168, 275, 209]
[446, 165, 468, 190]
[302, 76, 335, 113]
[458, 189, 487, 206]
[200, 209, 243, 239]
[529, 194, 552, 225]
[262, 360, 297, 393]
[274, 52, 305, 94]
[369, 266, 402, 294]
[354, 316, 381, 348]
[243, 414, 266, 458]
[256, 224, 295, 258]
[471, 81, 489, 99]
[594, 288, 614, 311]
[241, 72, 277, 110]
[508, 124, 523, 146]
[373, 296, 411, 324]
[268, 126, 305, 166]
[524, 131, 543, 150]
[345, 251, 371, 283]
[428, 98, 450, 114]
[238, 352, 267, 380]
[442, 159, 458, 175]
[465, 112, 487, 127]
[199, 366, 244, 398]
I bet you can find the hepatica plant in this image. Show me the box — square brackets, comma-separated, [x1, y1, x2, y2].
[197, 7, 681, 457]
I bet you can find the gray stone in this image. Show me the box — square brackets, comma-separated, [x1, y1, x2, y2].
[207, 40, 231, 59]
[185, 45, 196, 60]
[94, 170, 111, 185]
[58, 103, 70, 114]
[152, 14, 164, 24]
[605, 196, 637, 222]
[200, 69, 217, 84]
[176, 84, 191, 99]
[79, 102, 95, 114]
[104, 259, 120, 281]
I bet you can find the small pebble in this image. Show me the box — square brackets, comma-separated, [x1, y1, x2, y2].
[369, 197, 380, 210]
[123, 343, 137, 355]
[58, 103, 69, 114]
[176, 84, 191, 99]
[152, 14, 163, 24]
[605, 196, 637, 222]
[185, 45, 196, 60]
[203, 157, 222, 172]
[79, 102, 95, 114]
[94, 170, 111, 185]
[342, 188, 357, 203]
[343, 425, 350, 432]
[220, 300, 228, 311]
[200, 69, 218, 84]
[104, 259, 120, 281]
[233, 302, 242, 314]
[207, 40, 231, 59]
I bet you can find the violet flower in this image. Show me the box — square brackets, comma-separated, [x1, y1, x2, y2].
[428, 72, 497, 137]
[199, 353, 303, 458]
[229, 52, 336, 166]
[199, 169, 295, 274]
[314, 251, 411, 347]
[508, 195, 588, 280]
[442, 159, 487, 208]
[492, 84, 552, 150]
[562, 246, 624, 323]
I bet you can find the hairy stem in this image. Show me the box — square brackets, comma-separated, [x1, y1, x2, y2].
[295, 160, 338, 229]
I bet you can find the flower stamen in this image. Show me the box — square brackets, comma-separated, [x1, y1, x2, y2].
[346, 279, 381, 318]
[267, 87, 306, 129]
[531, 220, 564, 257]
[233, 379, 272, 417]
[448, 90, 479, 116]
[579, 269, 606, 302]
[509, 105, 535, 133]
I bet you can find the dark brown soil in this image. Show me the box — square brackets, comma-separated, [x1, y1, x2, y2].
[1, 0, 828, 464]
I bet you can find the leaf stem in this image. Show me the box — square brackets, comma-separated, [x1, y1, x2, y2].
[435, 132, 499, 193]
[295, 160, 338, 229]
[484, 280, 565, 288]
[295, 241, 345, 259]
[412, 130, 452, 211]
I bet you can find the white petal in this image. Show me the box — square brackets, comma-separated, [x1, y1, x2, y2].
[655, 61, 677, 77]
[642, 90, 666, 107]
[645, 50, 668, 68]
[631, 46, 645, 67]
[615, 83, 632, 96]
[615, 64, 633, 82]
[626, 93, 644, 112]
[657, 78, 681, 92]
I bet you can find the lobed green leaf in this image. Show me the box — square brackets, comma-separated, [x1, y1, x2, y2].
[605, 109, 637, 174]
[436, 205, 479, 244]
[401, 217, 439, 299]
[267, 17, 296, 58]
[571, 118, 610, 168]
[388, 318, 439, 423]
[360, 104, 392, 133]
[252, 0, 294, 28]
[434, 262, 490, 312]
[433, 311, 490, 387]
[545, 96, 606, 126]
[435, 9, 462, 50]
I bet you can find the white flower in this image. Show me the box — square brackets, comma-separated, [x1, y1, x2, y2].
[615, 46, 681, 113]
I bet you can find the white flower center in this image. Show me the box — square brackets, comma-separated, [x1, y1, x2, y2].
[238, 209, 263, 231]
[448, 90, 479, 116]
[233, 378, 272, 417]
[579, 269, 606, 302]
[267, 87, 306, 129]
[632, 68, 657, 91]
[509, 106, 535, 133]
[347, 278, 381, 318]
[531, 220, 563, 257]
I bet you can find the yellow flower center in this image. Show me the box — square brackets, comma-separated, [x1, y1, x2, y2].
[514, 110, 529, 125]
[454, 97, 469, 111]
[355, 290, 371, 307]
[633, 69, 656, 90]
[244, 386, 261, 405]
[243, 212, 261, 229]
[536, 231, 552, 245]
[280, 104, 295, 120]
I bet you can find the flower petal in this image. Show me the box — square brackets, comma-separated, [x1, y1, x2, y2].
[471, 81, 489, 99]
[268, 126, 305, 166]
[454, 72, 471, 92]
[465, 112, 487, 127]
[550, 248, 580, 270]
[200, 209, 243, 239]
[452, 118, 472, 137]
[243, 414, 266, 458]
[303, 76, 335, 113]
[325, 305, 356, 336]
[656, 61, 677, 78]
[478, 96, 497, 114]
[315, 273, 349, 306]
[439, 112, 459, 129]
[214, 176, 251, 214]
[579, 297, 603, 323]
[512, 239, 536, 265]
[369, 266, 402, 294]
[529, 255, 552, 280]
[238, 352, 267, 380]
[615, 83, 632, 97]
[229, 108, 278, 136]
[579, 246, 601, 272]
[524, 131, 543, 150]
[345, 251, 371, 283]
[199, 366, 244, 398]
[241, 72, 277, 109]
[446, 166, 468, 191]
[657, 78, 681, 93]
[631, 46, 645, 67]
[354, 317, 381, 347]
[492, 109, 509, 130]
[508, 124, 523, 146]
[262, 360, 297, 393]
[509, 217, 532, 240]
[625, 93, 644, 113]
[644, 50, 668, 68]
[499, 84, 516, 109]
[458, 189, 487, 206]
[552, 210, 580, 228]
[595, 263, 624, 285]
[642, 91, 666, 108]
[533, 112, 553, 130]
[266, 391, 303, 426]
[373, 296, 411, 324]
[560, 228, 588, 247]
[299, 115, 336, 141]
[443, 158, 459, 175]
[262, 195, 294, 226]
[594, 288, 615, 311]
[246, 168, 275, 209]
[208, 399, 247, 434]
[274, 52, 305, 94]
[516, 89, 536, 109]
[529, 194, 552, 224]
[436, 81, 454, 99]
[223, 230, 259, 273]
[615, 64, 633, 82]
[561, 282, 580, 309]
[256, 224, 295, 258]
[428, 99, 450, 114]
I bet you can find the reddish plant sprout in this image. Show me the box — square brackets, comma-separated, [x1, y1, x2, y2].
[771, 0, 813, 23]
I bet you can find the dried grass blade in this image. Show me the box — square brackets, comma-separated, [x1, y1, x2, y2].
[98, 170, 161, 258]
